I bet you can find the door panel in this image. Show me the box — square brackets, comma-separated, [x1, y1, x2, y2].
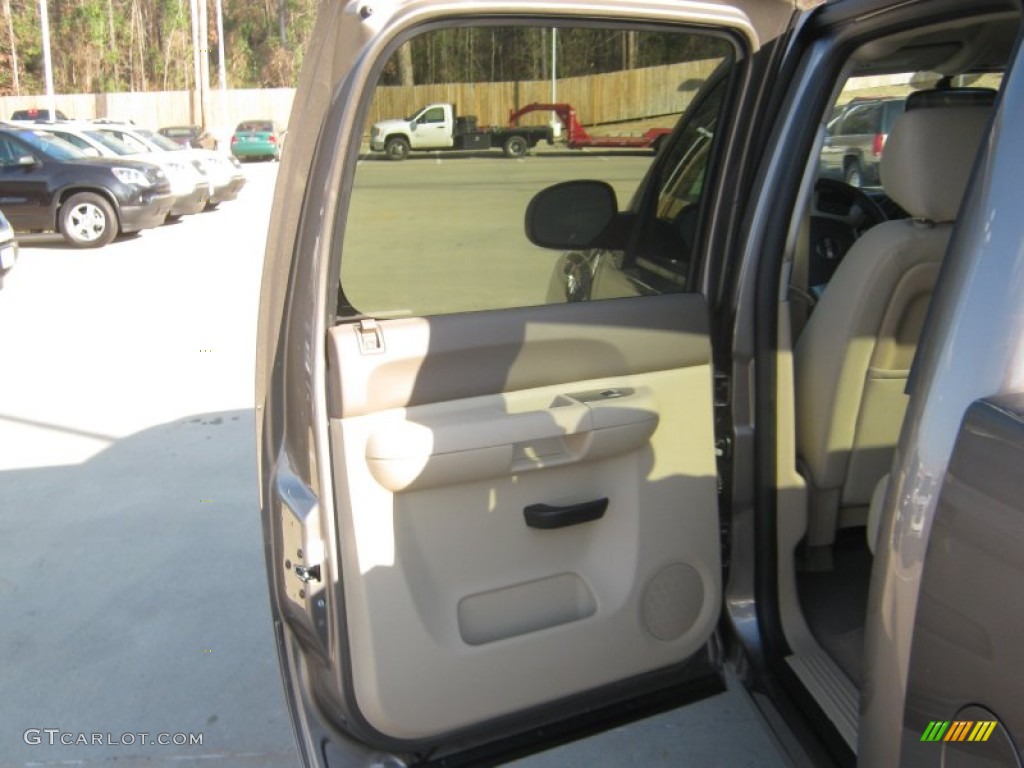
[0, 139, 50, 231]
[326, 293, 720, 739]
[411, 107, 452, 149]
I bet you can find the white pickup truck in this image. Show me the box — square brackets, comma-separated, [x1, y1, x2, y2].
[369, 102, 552, 160]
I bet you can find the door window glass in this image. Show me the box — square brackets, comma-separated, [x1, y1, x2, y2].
[107, 130, 148, 152]
[0, 136, 21, 165]
[838, 103, 879, 134]
[339, 24, 735, 317]
[53, 132, 89, 151]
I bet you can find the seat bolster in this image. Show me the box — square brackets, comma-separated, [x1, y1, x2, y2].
[866, 474, 890, 556]
[794, 221, 951, 495]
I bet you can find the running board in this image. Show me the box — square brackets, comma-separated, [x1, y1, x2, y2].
[785, 648, 859, 751]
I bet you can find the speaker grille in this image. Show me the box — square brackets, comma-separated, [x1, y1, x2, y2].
[641, 563, 704, 641]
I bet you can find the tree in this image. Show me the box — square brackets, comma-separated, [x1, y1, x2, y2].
[1, 0, 20, 94]
[0, 11, 725, 95]
[396, 41, 413, 86]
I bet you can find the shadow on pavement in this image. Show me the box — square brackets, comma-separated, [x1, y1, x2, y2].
[0, 409, 296, 767]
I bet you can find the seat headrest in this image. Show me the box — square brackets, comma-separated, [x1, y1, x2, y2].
[880, 105, 992, 222]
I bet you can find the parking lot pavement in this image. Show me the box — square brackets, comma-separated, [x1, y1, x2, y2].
[0, 162, 295, 767]
[1, 409, 296, 768]
[0, 154, 784, 767]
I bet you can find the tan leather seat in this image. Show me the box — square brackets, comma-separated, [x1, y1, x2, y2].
[795, 102, 992, 553]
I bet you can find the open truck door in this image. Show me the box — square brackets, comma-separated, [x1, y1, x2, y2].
[256, 1, 797, 765]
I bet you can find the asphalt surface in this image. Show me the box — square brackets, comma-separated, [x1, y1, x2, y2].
[0, 152, 785, 767]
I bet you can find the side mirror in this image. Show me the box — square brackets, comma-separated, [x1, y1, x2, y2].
[82, 147, 101, 157]
[16, 155, 37, 167]
[525, 180, 619, 250]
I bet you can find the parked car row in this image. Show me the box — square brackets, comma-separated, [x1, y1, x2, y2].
[0, 120, 247, 248]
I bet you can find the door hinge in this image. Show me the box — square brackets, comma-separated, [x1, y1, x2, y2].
[715, 436, 732, 461]
[355, 318, 385, 354]
[713, 371, 730, 408]
[713, 371, 732, 498]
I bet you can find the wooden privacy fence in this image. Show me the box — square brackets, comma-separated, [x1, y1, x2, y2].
[0, 57, 723, 139]
[366, 57, 723, 129]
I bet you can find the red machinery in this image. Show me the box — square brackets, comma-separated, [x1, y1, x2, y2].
[508, 103, 671, 149]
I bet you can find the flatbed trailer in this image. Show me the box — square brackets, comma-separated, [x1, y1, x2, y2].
[508, 102, 672, 151]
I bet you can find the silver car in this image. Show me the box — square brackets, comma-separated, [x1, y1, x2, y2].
[258, 1, 1024, 766]
[818, 97, 906, 187]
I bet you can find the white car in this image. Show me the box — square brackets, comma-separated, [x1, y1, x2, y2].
[89, 124, 246, 209]
[0, 208, 17, 288]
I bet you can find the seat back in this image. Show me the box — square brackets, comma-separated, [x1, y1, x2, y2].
[796, 101, 992, 550]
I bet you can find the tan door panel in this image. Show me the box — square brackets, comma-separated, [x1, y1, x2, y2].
[326, 293, 720, 739]
[326, 293, 711, 418]
[363, 387, 659, 492]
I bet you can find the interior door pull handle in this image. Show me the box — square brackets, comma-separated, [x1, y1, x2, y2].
[524, 498, 608, 529]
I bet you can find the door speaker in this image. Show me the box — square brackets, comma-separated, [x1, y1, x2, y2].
[641, 563, 704, 641]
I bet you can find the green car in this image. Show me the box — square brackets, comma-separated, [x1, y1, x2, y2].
[229, 120, 283, 161]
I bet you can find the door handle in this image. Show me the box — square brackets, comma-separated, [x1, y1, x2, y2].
[524, 498, 608, 529]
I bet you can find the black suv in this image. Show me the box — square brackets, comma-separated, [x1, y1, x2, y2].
[0, 125, 173, 247]
[818, 97, 906, 187]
